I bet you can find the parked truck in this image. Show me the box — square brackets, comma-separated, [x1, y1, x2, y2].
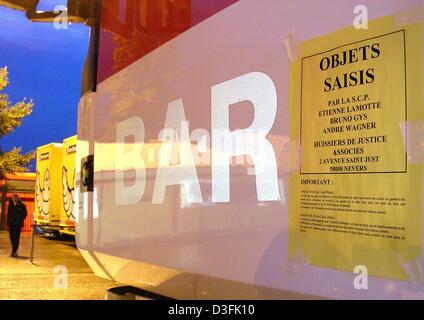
[4, 0, 424, 299]
[35, 142, 63, 228]
[35, 136, 77, 236]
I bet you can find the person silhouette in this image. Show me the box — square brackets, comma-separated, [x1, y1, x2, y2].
[7, 193, 27, 257]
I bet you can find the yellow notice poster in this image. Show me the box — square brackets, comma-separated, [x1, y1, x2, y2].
[289, 16, 423, 280]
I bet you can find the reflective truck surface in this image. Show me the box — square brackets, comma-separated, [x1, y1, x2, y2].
[75, 0, 424, 299]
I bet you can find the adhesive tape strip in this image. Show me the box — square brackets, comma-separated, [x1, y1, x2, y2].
[284, 32, 300, 63]
[394, 3, 424, 27]
[400, 121, 424, 164]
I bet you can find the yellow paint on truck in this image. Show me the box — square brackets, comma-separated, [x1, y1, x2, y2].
[60, 135, 77, 227]
[34, 143, 63, 226]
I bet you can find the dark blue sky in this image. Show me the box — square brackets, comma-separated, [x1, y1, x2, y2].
[0, 4, 89, 170]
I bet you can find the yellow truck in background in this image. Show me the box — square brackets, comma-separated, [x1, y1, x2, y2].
[34, 135, 77, 236]
[34, 143, 63, 227]
[60, 135, 77, 235]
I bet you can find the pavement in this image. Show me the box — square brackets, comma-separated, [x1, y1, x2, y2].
[0, 231, 116, 300]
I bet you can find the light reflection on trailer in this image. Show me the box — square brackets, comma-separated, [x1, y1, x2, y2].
[74, 0, 424, 299]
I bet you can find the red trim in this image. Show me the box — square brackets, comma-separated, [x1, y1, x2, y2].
[4, 173, 35, 181]
[97, 0, 239, 83]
